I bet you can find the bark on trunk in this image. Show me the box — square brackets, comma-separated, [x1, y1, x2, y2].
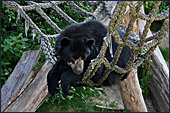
[149, 47, 169, 112]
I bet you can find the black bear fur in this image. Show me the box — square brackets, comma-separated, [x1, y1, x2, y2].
[47, 20, 133, 96]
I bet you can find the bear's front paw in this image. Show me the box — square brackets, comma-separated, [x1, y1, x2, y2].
[48, 85, 59, 97]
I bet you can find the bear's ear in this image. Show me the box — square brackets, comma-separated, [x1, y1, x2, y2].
[61, 37, 70, 47]
[86, 38, 95, 46]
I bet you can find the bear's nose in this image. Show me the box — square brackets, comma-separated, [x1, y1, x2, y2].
[74, 67, 83, 75]
[77, 67, 83, 74]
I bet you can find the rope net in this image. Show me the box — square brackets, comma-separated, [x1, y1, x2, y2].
[3, 1, 169, 86]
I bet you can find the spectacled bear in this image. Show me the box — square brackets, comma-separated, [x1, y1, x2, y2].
[47, 20, 133, 96]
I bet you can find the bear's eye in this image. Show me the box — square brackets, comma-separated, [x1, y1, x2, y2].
[67, 58, 75, 65]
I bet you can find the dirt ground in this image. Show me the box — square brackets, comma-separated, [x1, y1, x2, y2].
[145, 96, 156, 112]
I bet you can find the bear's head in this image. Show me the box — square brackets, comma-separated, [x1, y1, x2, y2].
[55, 33, 95, 75]
[55, 20, 107, 75]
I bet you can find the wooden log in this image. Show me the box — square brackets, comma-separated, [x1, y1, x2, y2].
[149, 47, 169, 112]
[4, 60, 52, 112]
[120, 69, 148, 112]
[1, 50, 41, 112]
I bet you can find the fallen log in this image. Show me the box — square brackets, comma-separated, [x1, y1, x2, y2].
[4, 60, 52, 112]
[1, 50, 41, 112]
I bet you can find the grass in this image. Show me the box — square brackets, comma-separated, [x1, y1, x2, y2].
[36, 84, 126, 112]
[137, 61, 152, 98]
[36, 85, 120, 112]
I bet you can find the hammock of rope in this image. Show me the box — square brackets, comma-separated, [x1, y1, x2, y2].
[3, 1, 169, 86]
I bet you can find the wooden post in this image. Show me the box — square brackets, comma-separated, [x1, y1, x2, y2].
[120, 70, 148, 112]
[120, 4, 148, 112]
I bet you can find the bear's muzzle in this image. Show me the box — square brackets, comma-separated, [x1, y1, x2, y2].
[68, 57, 84, 75]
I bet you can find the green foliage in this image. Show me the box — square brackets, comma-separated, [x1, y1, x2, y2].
[75, 1, 93, 12]
[137, 61, 152, 98]
[1, 2, 43, 86]
[159, 47, 169, 62]
[1, 33, 31, 86]
[37, 85, 125, 112]
[58, 2, 93, 23]
[138, 50, 152, 98]
[144, 1, 169, 32]
[1, 2, 16, 32]
[139, 49, 148, 56]
[157, 1, 169, 14]
[144, 1, 169, 14]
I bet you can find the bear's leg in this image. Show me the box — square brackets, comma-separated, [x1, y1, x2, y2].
[61, 70, 83, 96]
[47, 63, 61, 96]
[47, 58, 69, 96]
